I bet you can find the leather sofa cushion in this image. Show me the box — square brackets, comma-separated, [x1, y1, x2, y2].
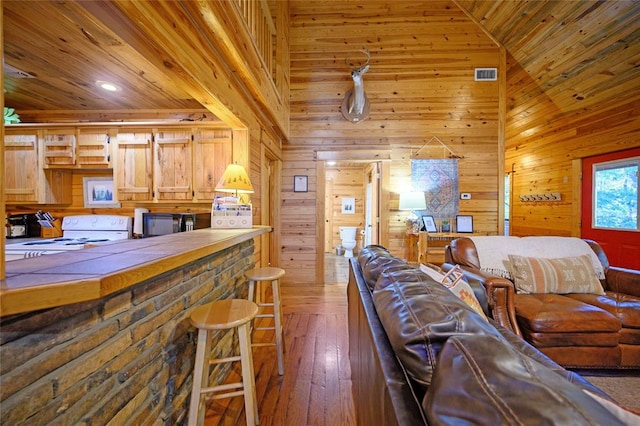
[357, 244, 391, 269]
[620, 328, 640, 345]
[423, 335, 628, 426]
[358, 247, 412, 290]
[515, 293, 621, 333]
[567, 292, 640, 329]
[372, 269, 503, 396]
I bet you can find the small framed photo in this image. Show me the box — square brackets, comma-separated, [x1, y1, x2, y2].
[294, 175, 308, 192]
[83, 177, 121, 208]
[342, 197, 355, 214]
[422, 215, 437, 233]
[456, 215, 474, 233]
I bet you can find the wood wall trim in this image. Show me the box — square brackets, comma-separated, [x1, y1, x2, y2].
[316, 160, 326, 283]
[497, 46, 507, 235]
[571, 159, 582, 237]
[316, 150, 391, 162]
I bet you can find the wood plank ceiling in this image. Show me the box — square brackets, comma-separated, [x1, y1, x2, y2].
[456, 0, 640, 126]
[2, 0, 215, 122]
[3, 0, 639, 129]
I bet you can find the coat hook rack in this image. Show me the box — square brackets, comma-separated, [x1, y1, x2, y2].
[413, 136, 463, 159]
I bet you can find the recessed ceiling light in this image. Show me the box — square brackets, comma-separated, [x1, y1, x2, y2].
[96, 80, 121, 92]
[327, 161, 337, 166]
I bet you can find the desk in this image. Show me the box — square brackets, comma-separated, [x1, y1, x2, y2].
[416, 232, 484, 265]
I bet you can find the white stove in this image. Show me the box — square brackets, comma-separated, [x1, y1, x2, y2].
[5, 215, 132, 261]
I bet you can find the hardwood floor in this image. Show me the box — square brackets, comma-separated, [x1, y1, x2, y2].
[199, 253, 640, 423]
[203, 254, 355, 425]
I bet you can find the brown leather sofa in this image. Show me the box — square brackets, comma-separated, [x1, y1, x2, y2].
[443, 236, 640, 369]
[348, 245, 635, 425]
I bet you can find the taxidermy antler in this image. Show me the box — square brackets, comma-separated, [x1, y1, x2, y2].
[341, 48, 370, 123]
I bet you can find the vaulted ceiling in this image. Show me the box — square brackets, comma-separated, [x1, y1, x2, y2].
[3, 1, 639, 123]
[455, 0, 640, 115]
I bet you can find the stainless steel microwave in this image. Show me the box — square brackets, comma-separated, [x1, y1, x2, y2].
[142, 213, 210, 237]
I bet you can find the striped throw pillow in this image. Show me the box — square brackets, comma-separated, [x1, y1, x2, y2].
[507, 254, 604, 295]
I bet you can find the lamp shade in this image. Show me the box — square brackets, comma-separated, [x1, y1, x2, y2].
[399, 191, 426, 210]
[215, 164, 254, 194]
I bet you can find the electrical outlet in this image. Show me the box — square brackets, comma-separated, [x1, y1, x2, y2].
[460, 193, 471, 200]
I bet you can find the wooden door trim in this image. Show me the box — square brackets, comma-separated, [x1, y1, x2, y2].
[317, 160, 326, 283]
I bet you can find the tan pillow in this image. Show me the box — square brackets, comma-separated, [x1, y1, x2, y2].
[420, 264, 488, 320]
[507, 254, 604, 295]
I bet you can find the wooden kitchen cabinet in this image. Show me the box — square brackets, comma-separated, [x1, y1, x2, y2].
[193, 128, 232, 201]
[154, 129, 192, 201]
[43, 129, 76, 167]
[34, 127, 112, 169]
[5, 124, 233, 204]
[4, 130, 72, 204]
[5, 132, 39, 202]
[114, 129, 154, 201]
[77, 128, 113, 167]
[114, 126, 233, 203]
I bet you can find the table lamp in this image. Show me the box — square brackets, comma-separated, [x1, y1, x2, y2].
[399, 191, 426, 233]
[215, 163, 254, 202]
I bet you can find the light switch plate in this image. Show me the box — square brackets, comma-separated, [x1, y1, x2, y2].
[460, 193, 471, 200]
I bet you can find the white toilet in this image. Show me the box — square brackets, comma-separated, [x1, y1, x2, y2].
[339, 226, 358, 258]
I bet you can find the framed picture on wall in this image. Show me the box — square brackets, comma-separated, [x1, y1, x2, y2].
[456, 215, 474, 233]
[83, 177, 121, 208]
[294, 175, 308, 192]
[422, 215, 437, 233]
[342, 197, 355, 214]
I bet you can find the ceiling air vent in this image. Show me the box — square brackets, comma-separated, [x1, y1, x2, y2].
[4, 63, 35, 78]
[474, 68, 497, 81]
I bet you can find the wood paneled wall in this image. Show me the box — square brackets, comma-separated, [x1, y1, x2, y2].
[284, 0, 502, 282]
[280, 149, 318, 281]
[506, 57, 640, 235]
[505, 62, 640, 236]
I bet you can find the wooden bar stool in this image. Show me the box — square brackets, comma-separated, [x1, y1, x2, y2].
[188, 299, 259, 426]
[245, 266, 286, 376]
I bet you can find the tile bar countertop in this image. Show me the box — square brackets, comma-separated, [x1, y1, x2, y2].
[1, 226, 271, 317]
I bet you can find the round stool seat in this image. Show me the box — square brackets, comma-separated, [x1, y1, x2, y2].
[244, 266, 285, 281]
[190, 299, 258, 330]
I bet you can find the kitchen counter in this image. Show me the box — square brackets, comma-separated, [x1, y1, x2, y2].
[1, 226, 270, 316]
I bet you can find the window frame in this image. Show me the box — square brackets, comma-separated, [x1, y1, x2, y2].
[591, 156, 640, 231]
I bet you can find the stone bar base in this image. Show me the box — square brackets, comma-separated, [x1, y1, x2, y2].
[0, 240, 254, 424]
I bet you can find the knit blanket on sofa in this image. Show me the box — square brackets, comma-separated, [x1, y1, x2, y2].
[469, 236, 606, 280]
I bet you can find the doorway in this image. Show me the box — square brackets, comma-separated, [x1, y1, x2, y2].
[260, 143, 281, 268]
[323, 162, 380, 253]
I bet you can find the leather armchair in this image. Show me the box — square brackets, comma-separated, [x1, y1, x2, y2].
[443, 237, 640, 368]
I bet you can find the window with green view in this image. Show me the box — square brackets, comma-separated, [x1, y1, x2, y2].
[593, 158, 639, 230]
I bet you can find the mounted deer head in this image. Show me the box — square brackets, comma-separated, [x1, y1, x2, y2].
[341, 48, 370, 123]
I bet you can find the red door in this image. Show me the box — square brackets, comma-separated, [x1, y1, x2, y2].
[581, 147, 640, 269]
